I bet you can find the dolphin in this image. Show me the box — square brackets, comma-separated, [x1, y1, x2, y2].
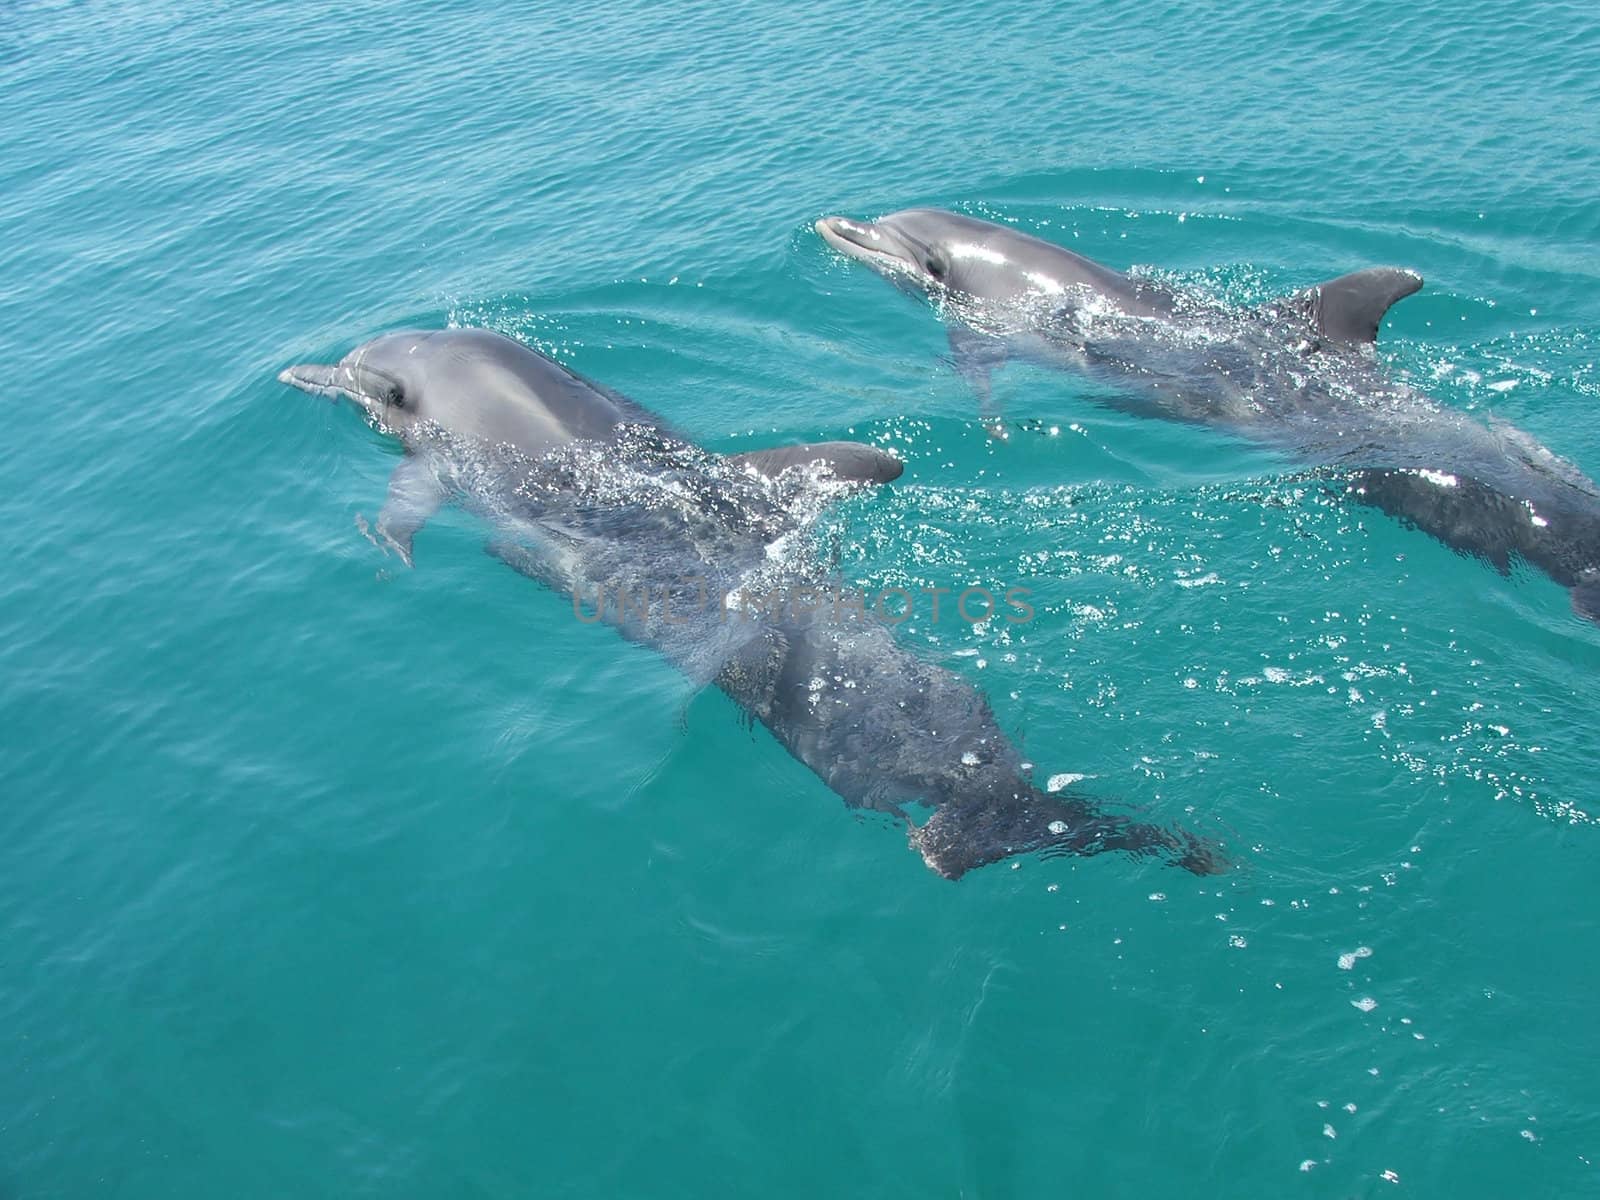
[817, 208, 1600, 622]
[280, 327, 1224, 879]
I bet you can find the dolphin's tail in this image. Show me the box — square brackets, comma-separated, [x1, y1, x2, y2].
[910, 786, 1227, 880]
[1572, 571, 1600, 624]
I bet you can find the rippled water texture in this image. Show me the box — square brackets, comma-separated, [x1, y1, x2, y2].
[3, 1, 1599, 1195]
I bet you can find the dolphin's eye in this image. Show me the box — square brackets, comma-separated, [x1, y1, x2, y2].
[925, 255, 949, 281]
[384, 384, 406, 409]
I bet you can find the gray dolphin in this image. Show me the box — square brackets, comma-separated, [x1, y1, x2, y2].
[280, 327, 1223, 879]
[280, 329, 899, 565]
[818, 208, 1600, 622]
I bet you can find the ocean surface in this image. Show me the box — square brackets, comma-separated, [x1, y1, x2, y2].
[4, 1, 1600, 1195]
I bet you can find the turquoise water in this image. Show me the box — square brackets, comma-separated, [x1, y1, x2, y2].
[4, 0, 1600, 1194]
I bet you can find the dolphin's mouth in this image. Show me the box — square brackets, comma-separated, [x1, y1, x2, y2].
[277, 363, 348, 399]
[278, 361, 397, 414]
[815, 216, 915, 273]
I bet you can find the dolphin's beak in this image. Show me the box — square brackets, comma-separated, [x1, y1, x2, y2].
[816, 215, 875, 254]
[278, 363, 347, 399]
[815, 215, 908, 273]
[815, 215, 859, 252]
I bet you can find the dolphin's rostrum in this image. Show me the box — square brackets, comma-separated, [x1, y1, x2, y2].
[281, 327, 1224, 879]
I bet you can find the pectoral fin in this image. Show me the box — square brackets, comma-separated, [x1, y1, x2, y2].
[945, 326, 1007, 422]
[373, 454, 446, 566]
[728, 442, 903, 485]
[1289, 267, 1423, 344]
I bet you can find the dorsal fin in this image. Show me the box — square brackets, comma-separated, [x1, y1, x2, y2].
[727, 441, 903, 485]
[1290, 267, 1423, 343]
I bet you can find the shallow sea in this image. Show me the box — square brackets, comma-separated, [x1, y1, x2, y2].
[3, 1, 1600, 1195]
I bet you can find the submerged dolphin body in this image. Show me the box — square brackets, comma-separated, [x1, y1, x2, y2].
[280, 327, 1222, 879]
[817, 208, 1600, 621]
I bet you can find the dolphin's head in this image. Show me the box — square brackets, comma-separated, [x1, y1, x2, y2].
[817, 208, 1056, 305]
[816, 208, 1175, 331]
[281, 327, 627, 459]
[279, 330, 442, 437]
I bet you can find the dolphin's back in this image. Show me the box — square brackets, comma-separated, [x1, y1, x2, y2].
[916, 209, 1175, 318]
[423, 329, 663, 454]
